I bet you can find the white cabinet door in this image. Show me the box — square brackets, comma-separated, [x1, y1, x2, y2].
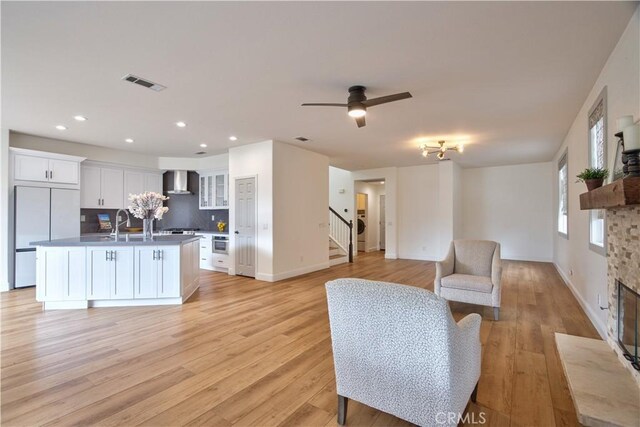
[134, 247, 158, 298]
[81, 166, 102, 208]
[144, 173, 163, 194]
[124, 171, 144, 207]
[158, 246, 181, 298]
[14, 155, 49, 182]
[199, 235, 213, 270]
[49, 159, 79, 184]
[100, 168, 124, 209]
[38, 247, 86, 301]
[87, 248, 112, 299]
[213, 172, 229, 208]
[199, 174, 214, 209]
[112, 247, 134, 299]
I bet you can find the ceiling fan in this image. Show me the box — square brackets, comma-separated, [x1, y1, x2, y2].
[301, 85, 412, 128]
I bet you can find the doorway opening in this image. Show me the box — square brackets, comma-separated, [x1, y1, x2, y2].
[354, 179, 386, 254]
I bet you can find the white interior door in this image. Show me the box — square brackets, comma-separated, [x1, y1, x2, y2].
[379, 195, 386, 251]
[235, 177, 256, 278]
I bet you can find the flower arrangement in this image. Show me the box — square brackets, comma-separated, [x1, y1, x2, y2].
[217, 220, 226, 232]
[128, 192, 169, 220]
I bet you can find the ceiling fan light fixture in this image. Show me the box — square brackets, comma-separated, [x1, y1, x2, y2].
[457, 144, 464, 153]
[347, 105, 366, 118]
[437, 151, 445, 160]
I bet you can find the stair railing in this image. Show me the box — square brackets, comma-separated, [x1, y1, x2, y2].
[329, 207, 353, 263]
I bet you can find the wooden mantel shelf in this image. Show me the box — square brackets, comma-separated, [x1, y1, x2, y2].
[580, 177, 640, 210]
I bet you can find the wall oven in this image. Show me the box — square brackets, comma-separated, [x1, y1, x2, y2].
[213, 236, 229, 254]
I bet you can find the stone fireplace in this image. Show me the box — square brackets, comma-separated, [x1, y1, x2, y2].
[607, 205, 640, 385]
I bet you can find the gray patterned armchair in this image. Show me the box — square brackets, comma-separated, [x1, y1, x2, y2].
[434, 240, 502, 320]
[325, 278, 481, 426]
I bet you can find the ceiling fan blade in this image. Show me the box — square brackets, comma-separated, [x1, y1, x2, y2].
[363, 92, 412, 107]
[355, 116, 366, 128]
[301, 103, 348, 107]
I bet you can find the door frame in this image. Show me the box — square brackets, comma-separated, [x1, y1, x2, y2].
[379, 194, 386, 251]
[232, 175, 258, 277]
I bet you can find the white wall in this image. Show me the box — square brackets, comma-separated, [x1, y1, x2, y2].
[9, 132, 158, 169]
[462, 162, 554, 262]
[273, 142, 329, 279]
[552, 7, 639, 338]
[329, 166, 354, 223]
[0, 129, 10, 291]
[397, 164, 440, 260]
[228, 140, 274, 279]
[158, 153, 229, 171]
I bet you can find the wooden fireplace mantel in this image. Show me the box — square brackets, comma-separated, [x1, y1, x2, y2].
[580, 177, 640, 210]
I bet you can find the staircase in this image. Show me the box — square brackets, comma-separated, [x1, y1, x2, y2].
[329, 207, 353, 266]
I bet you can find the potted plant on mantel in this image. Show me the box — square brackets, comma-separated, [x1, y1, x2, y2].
[576, 167, 609, 191]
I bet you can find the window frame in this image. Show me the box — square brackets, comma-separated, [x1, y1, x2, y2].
[587, 87, 607, 255]
[558, 149, 569, 239]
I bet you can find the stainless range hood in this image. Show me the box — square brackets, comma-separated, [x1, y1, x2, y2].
[166, 170, 191, 194]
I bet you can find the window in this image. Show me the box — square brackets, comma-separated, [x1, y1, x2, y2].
[588, 88, 607, 253]
[558, 150, 568, 237]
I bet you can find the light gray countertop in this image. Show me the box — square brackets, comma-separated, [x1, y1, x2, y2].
[32, 235, 201, 247]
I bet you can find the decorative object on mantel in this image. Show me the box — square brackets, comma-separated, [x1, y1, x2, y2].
[217, 220, 226, 233]
[419, 140, 464, 160]
[579, 177, 640, 210]
[576, 167, 609, 191]
[128, 192, 169, 240]
[614, 115, 640, 178]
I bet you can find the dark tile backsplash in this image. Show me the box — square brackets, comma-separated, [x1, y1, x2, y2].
[81, 171, 229, 234]
[81, 208, 143, 234]
[157, 171, 229, 232]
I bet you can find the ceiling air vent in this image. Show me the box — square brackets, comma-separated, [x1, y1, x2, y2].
[121, 74, 167, 92]
[295, 136, 310, 142]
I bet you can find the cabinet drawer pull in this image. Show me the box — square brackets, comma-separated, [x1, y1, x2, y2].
[201, 258, 206, 261]
[152, 250, 156, 260]
[45, 170, 49, 179]
[49, 171, 53, 179]
[157, 250, 162, 260]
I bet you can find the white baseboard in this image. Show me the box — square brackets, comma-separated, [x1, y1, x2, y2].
[257, 261, 330, 282]
[553, 263, 606, 339]
[90, 297, 184, 307]
[384, 252, 398, 259]
[505, 255, 553, 262]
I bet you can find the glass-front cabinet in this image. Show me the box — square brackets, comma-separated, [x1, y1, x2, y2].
[199, 170, 228, 210]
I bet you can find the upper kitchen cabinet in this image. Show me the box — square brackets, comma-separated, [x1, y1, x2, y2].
[199, 170, 228, 209]
[123, 171, 163, 206]
[81, 165, 124, 209]
[11, 148, 85, 186]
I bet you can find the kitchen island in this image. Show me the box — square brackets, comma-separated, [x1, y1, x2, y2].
[32, 235, 201, 310]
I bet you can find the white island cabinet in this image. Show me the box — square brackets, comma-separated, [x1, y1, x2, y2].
[34, 236, 200, 310]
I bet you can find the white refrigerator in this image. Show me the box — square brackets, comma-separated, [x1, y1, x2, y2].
[14, 186, 80, 288]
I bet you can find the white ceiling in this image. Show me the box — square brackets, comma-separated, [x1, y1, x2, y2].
[2, 1, 637, 170]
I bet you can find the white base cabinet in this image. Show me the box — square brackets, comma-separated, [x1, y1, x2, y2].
[134, 246, 181, 298]
[36, 241, 199, 310]
[36, 247, 86, 301]
[87, 247, 134, 300]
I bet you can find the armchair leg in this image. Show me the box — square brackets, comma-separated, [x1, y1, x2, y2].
[493, 307, 500, 321]
[471, 382, 478, 403]
[338, 395, 348, 425]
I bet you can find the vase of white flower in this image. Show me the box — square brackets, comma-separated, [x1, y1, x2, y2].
[128, 192, 169, 240]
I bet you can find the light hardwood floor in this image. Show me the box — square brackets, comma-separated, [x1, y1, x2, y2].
[1, 252, 600, 426]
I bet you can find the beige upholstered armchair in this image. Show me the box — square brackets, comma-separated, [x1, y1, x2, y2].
[434, 240, 502, 320]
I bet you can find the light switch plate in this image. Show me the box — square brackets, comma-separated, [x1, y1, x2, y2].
[211, 215, 215, 221]
[80, 215, 86, 222]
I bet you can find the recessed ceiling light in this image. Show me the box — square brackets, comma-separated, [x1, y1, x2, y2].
[200, 143, 207, 148]
[125, 138, 134, 143]
[74, 115, 87, 121]
[229, 136, 238, 141]
[55, 125, 67, 130]
[176, 121, 187, 128]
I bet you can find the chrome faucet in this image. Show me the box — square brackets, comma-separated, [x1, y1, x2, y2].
[114, 209, 131, 240]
